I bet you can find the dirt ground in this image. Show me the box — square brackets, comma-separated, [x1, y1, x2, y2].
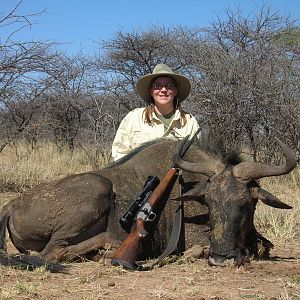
[0, 193, 299, 300]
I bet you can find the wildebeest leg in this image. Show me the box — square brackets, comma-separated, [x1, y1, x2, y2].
[62, 232, 121, 261]
[40, 232, 121, 262]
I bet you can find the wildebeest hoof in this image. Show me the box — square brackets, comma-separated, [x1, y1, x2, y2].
[183, 245, 207, 260]
[208, 256, 235, 267]
[87, 249, 117, 262]
[43, 247, 75, 262]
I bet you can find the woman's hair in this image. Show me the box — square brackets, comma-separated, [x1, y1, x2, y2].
[143, 75, 187, 126]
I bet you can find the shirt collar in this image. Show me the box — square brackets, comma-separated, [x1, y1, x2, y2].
[151, 109, 181, 122]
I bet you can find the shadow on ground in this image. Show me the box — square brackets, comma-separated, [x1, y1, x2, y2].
[0, 251, 69, 273]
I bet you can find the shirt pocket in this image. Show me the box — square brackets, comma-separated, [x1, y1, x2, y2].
[131, 128, 158, 148]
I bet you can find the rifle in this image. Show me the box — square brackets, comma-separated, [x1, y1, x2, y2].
[111, 128, 201, 270]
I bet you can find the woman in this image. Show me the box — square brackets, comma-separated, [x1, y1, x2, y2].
[111, 63, 199, 161]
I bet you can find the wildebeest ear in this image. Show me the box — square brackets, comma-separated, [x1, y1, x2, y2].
[251, 187, 293, 209]
[172, 194, 206, 203]
[172, 183, 207, 204]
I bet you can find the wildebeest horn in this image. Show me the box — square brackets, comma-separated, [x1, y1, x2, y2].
[251, 187, 293, 209]
[173, 137, 225, 177]
[232, 138, 297, 181]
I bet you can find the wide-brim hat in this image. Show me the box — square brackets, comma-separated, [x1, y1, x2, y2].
[136, 64, 191, 103]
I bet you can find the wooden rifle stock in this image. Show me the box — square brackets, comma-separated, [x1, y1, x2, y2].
[111, 167, 178, 270]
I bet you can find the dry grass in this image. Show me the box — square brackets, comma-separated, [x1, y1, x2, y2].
[0, 142, 108, 192]
[255, 167, 300, 244]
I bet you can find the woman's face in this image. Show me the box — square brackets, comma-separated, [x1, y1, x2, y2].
[150, 76, 178, 108]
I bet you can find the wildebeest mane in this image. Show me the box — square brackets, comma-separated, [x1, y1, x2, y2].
[196, 129, 244, 166]
[104, 138, 169, 169]
[105, 132, 243, 170]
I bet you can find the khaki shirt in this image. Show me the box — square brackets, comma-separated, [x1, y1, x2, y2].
[111, 107, 199, 161]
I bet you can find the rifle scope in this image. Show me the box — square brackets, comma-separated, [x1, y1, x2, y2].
[119, 175, 160, 232]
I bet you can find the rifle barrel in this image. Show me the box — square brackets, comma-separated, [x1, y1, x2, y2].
[147, 167, 178, 207]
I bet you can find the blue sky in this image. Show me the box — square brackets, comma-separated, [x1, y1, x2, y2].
[1, 0, 299, 54]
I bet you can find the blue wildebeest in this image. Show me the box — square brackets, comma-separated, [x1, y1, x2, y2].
[0, 135, 296, 266]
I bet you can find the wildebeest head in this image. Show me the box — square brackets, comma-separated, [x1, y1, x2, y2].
[174, 136, 297, 266]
